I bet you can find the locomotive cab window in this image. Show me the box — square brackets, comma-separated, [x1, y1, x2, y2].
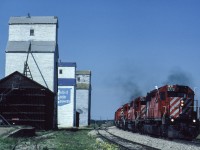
[167, 92, 186, 97]
[160, 92, 166, 100]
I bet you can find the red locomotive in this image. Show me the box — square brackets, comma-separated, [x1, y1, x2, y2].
[114, 107, 122, 128]
[116, 103, 129, 129]
[114, 85, 199, 140]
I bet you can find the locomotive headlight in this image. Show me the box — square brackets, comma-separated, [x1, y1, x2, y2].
[193, 119, 196, 123]
[171, 118, 174, 122]
[180, 100, 184, 107]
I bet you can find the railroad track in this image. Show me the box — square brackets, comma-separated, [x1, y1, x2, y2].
[102, 126, 200, 150]
[96, 127, 160, 150]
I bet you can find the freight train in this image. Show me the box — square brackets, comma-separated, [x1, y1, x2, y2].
[114, 85, 199, 140]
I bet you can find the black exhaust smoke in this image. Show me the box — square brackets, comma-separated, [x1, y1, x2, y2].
[163, 69, 193, 86]
[115, 77, 142, 103]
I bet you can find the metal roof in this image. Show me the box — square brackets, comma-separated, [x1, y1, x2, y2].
[9, 16, 58, 24]
[6, 41, 56, 52]
[58, 62, 76, 67]
[76, 70, 91, 75]
[76, 83, 90, 89]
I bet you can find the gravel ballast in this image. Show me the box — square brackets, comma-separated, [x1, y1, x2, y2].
[107, 126, 200, 150]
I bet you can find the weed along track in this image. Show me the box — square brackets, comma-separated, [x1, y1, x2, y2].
[12, 138, 38, 150]
[8, 129, 108, 150]
[97, 128, 160, 150]
[12, 132, 55, 150]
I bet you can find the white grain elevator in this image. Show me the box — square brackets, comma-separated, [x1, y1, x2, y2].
[76, 70, 92, 126]
[5, 16, 59, 128]
[58, 62, 76, 128]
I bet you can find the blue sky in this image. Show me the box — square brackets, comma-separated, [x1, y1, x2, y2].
[0, 0, 200, 119]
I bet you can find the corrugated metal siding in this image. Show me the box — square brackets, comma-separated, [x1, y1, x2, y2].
[76, 90, 89, 126]
[9, 24, 57, 41]
[5, 53, 55, 92]
[75, 71, 91, 126]
[58, 67, 76, 78]
[57, 63, 76, 128]
[76, 75, 90, 84]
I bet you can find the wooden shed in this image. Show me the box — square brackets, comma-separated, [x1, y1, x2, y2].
[0, 71, 55, 130]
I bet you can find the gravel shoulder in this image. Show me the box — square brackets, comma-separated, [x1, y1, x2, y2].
[107, 126, 200, 150]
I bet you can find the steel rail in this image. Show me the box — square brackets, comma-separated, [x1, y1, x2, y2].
[96, 127, 160, 150]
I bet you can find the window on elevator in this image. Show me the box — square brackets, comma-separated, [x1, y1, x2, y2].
[30, 29, 34, 36]
[59, 69, 62, 74]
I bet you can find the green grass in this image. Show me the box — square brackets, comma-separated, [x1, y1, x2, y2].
[39, 130, 118, 150]
[48, 130, 97, 150]
[0, 130, 118, 150]
[0, 137, 17, 150]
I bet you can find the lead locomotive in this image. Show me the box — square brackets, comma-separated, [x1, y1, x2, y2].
[115, 85, 199, 140]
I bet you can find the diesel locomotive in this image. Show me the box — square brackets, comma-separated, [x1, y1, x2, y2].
[115, 85, 199, 140]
